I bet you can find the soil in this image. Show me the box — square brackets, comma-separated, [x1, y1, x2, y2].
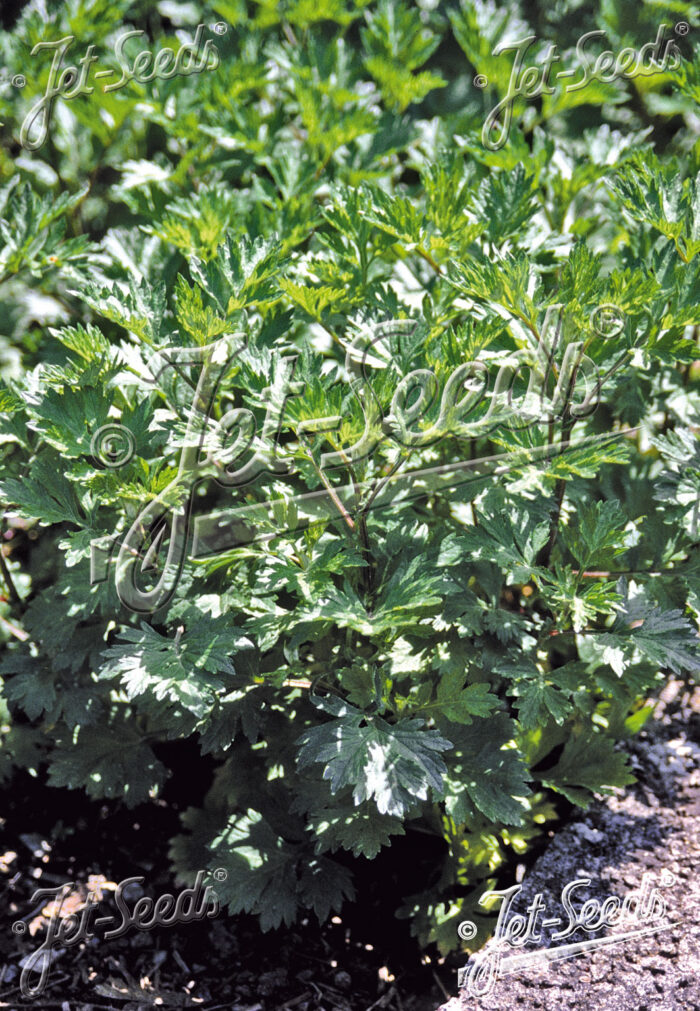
[0, 755, 449, 1011]
[2, 682, 699, 1011]
[437, 680, 700, 1011]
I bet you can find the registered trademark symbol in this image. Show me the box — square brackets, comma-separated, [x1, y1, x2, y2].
[12, 920, 26, 934]
[213, 867, 228, 882]
[12, 75, 26, 88]
[675, 21, 690, 35]
[591, 303, 626, 339]
[457, 919, 477, 941]
[212, 22, 228, 34]
[473, 74, 488, 89]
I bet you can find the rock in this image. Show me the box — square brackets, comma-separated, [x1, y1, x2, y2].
[333, 969, 352, 990]
[571, 824, 605, 844]
[257, 968, 287, 995]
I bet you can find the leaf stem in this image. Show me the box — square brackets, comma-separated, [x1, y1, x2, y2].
[300, 435, 355, 532]
[0, 612, 28, 640]
[572, 567, 675, 578]
[0, 537, 22, 610]
[416, 246, 442, 275]
[541, 422, 577, 569]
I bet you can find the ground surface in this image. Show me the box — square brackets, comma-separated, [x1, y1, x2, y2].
[438, 681, 700, 1011]
[2, 684, 698, 1011]
[0, 756, 448, 1011]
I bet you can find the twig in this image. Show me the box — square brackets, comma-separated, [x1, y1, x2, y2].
[278, 991, 312, 1011]
[201, 1003, 263, 1011]
[432, 969, 450, 1001]
[0, 973, 71, 1002]
[365, 986, 398, 1011]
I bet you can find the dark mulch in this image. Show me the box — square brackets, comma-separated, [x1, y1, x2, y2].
[0, 761, 450, 1011]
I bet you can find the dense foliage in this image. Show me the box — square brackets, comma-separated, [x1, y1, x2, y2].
[0, 0, 699, 956]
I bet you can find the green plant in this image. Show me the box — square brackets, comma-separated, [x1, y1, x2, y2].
[0, 0, 699, 958]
